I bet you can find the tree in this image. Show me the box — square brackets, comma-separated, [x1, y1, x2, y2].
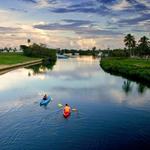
[124, 34, 136, 57]
[27, 39, 31, 46]
[40, 43, 47, 48]
[21, 43, 57, 61]
[122, 80, 132, 95]
[4, 47, 10, 52]
[131, 40, 136, 56]
[138, 36, 149, 56]
[9, 47, 12, 52]
[92, 46, 96, 51]
[92, 46, 96, 56]
[137, 84, 147, 94]
[4, 47, 7, 52]
[13, 48, 17, 52]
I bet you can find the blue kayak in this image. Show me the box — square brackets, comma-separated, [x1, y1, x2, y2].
[40, 96, 52, 105]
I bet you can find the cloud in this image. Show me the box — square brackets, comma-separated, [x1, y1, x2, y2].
[126, 0, 150, 12]
[0, 26, 22, 33]
[34, 19, 123, 38]
[63, 19, 93, 25]
[111, 0, 131, 10]
[35, 0, 58, 8]
[9, 8, 28, 13]
[33, 19, 92, 31]
[118, 13, 150, 26]
[19, 0, 37, 3]
[77, 38, 96, 49]
[50, 1, 111, 15]
[0, 0, 149, 49]
[111, 0, 149, 12]
[76, 29, 123, 37]
[137, 0, 150, 7]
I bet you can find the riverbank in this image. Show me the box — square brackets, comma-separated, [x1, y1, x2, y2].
[0, 53, 42, 75]
[0, 53, 39, 65]
[100, 57, 150, 86]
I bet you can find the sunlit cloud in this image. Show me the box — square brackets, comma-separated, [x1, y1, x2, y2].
[111, 0, 131, 10]
[0, 0, 149, 49]
[77, 38, 96, 49]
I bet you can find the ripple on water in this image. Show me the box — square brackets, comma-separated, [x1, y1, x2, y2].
[0, 57, 150, 150]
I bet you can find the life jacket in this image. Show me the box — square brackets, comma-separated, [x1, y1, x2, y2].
[64, 106, 71, 113]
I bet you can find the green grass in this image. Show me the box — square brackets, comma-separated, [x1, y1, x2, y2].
[100, 57, 150, 85]
[0, 53, 39, 65]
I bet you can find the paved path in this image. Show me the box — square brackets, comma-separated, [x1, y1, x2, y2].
[0, 59, 42, 75]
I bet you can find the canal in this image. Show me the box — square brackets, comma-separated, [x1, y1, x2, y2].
[0, 56, 150, 150]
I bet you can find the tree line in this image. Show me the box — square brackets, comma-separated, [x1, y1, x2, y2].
[20, 42, 57, 61]
[124, 34, 149, 57]
[0, 35, 149, 58]
[0, 47, 18, 53]
[57, 46, 99, 56]
[109, 34, 150, 57]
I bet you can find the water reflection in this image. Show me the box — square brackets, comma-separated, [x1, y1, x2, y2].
[27, 60, 56, 76]
[137, 83, 147, 95]
[100, 62, 150, 88]
[0, 56, 150, 150]
[122, 80, 147, 95]
[122, 80, 132, 95]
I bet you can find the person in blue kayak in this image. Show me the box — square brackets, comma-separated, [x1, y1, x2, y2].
[43, 94, 48, 100]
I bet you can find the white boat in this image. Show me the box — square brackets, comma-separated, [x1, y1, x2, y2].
[57, 54, 69, 59]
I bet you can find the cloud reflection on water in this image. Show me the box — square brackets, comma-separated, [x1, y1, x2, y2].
[0, 56, 150, 110]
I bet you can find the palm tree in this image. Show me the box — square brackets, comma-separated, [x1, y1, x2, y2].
[137, 84, 147, 94]
[92, 46, 96, 56]
[27, 39, 31, 46]
[124, 34, 136, 57]
[138, 36, 149, 56]
[5, 47, 10, 53]
[13, 48, 17, 52]
[122, 80, 132, 95]
[4, 47, 7, 52]
[92, 46, 96, 51]
[131, 39, 136, 56]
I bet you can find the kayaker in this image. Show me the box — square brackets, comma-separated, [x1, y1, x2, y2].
[43, 94, 48, 100]
[64, 104, 71, 115]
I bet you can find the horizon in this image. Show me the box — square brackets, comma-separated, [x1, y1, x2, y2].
[0, 0, 149, 49]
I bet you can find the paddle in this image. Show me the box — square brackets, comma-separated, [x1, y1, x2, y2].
[58, 103, 77, 111]
[58, 103, 63, 107]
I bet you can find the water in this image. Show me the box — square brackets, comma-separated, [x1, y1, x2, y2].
[0, 56, 150, 150]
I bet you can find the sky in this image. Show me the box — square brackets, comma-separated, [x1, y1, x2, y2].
[0, 0, 149, 49]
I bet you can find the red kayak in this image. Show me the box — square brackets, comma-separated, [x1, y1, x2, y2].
[63, 111, 71, 118]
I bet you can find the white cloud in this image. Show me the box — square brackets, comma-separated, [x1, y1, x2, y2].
[35, 0, 70, 9]
[77, 38, 96, 49]
[136, 0, 150, 7]
[35, 0, 51, 8]
[111, 0, 131, 10]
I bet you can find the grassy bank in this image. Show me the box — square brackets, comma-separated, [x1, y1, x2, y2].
[0, 53, 39, 65]
[100, 57, 150, 85]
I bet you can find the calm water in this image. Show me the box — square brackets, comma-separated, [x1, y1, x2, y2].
[0, 56, 150, 150]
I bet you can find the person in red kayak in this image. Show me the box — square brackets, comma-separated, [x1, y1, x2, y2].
[63, 104, 71, 117]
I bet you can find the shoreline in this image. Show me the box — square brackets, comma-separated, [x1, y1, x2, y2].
[0, 59, 42, 75]
[100, 57, 150, 87]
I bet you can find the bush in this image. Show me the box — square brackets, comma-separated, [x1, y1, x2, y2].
[20, 43, 57, 61]
[110, 49, 129, 57]
[100, 57, 150, 86]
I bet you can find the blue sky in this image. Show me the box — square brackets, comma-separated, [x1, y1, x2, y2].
[0, 0, 149, 49]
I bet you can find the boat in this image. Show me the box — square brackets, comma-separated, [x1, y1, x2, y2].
[40, 96, 52, 106]
[63, 111, 71, 118]
[57, 54, 69, 59]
